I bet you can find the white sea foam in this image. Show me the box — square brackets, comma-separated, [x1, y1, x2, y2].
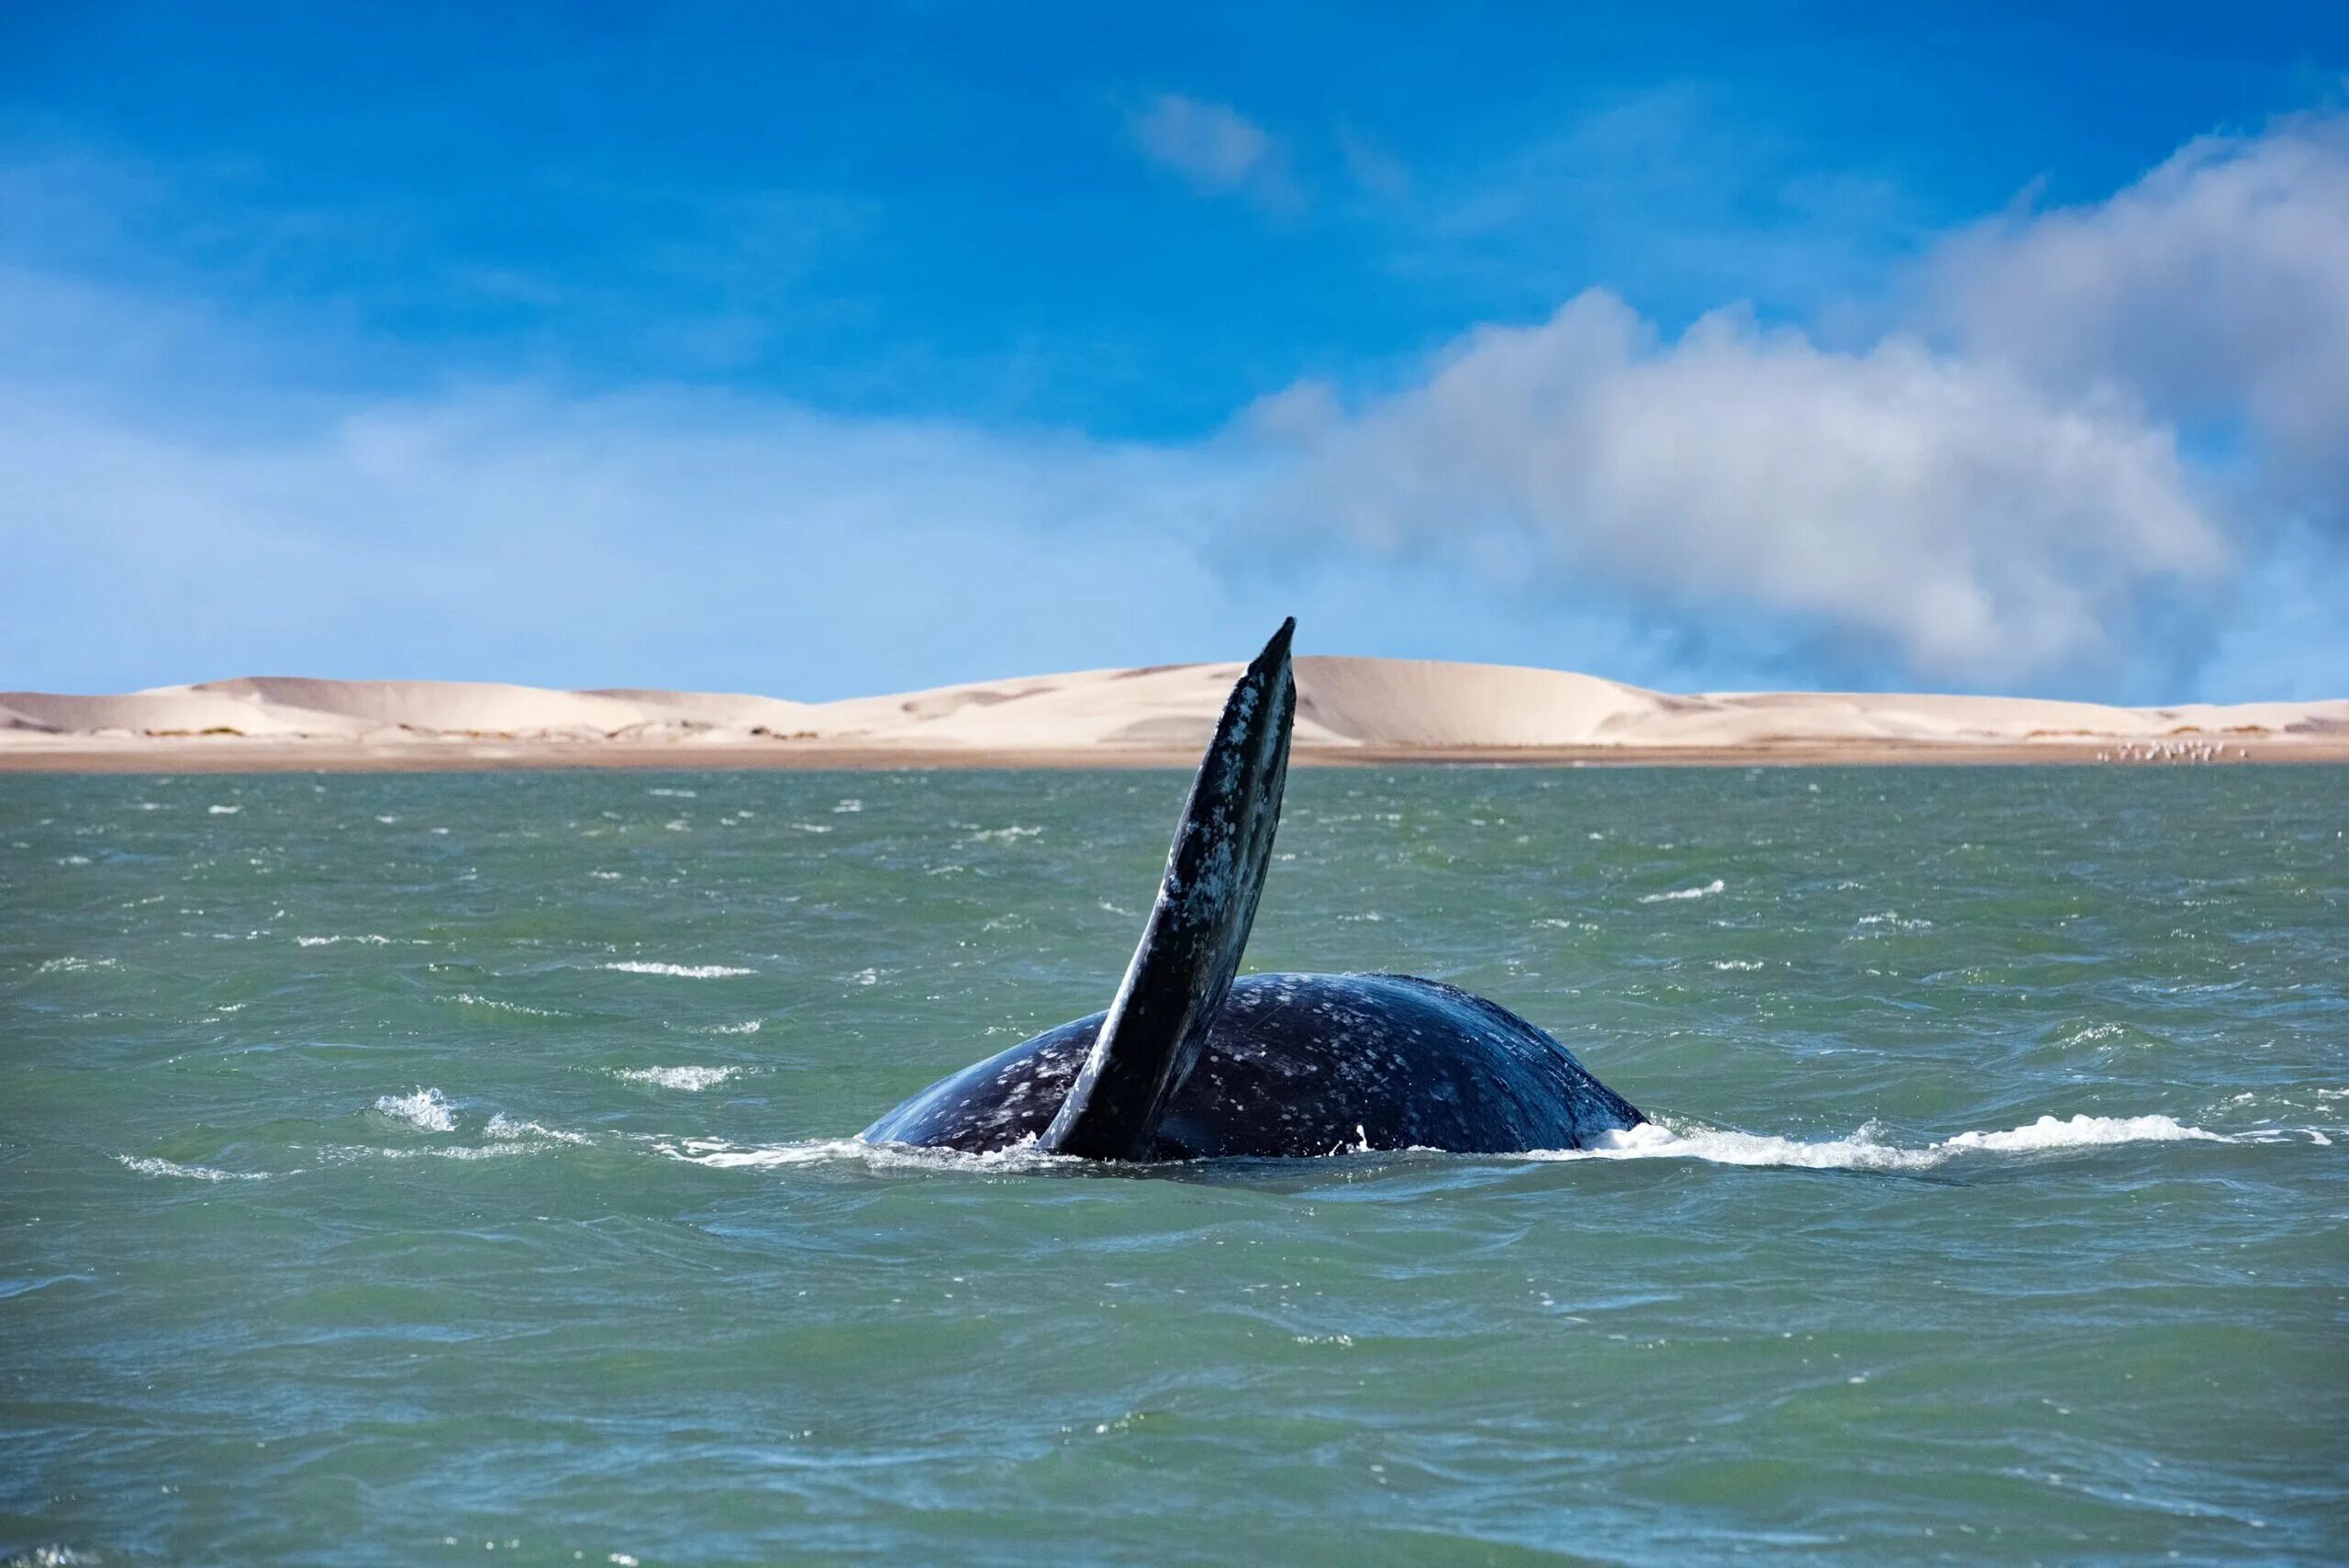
[1527, 1113, 2234, 1171]
[1940, 1115, 2226, 1152]
[296, 934, 400, 947]
[449, 992, 564, 1018]
[117, 1154, 268, 1182]
[647, 787, 696, 797]
[321, 1140, 534, 1163]
[37, 956, 117, 973]
[207, 804, 240, 815]
[603, 961, 757, 978]
[484, 1113, 590, 1145]
[652, 1112, 2270, 1178]
[616, 1065, 740, 1091]
[1640, 879, 1725, 904]
[9, 1545, 106, 1566]
[373, 1087, 456, 1132]
[657, 1135, 1074, 1173]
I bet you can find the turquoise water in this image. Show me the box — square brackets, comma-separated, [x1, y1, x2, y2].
[4, 765, 2343, 1565]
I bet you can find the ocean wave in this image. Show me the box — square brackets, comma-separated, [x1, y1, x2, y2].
[1528, 1113, 2235, 1171]
[116, 1154, 269, 1182]
[615, 1065, 740, 1091]
[36, 956, 117, 973]
[676, 1112, 2274, 1173]
[655, 1135, 1074, 1173]
[448, 992, 566, 1018]
[1640, 879, 1725, 904]
[321, 1140, 536, 1163]
[650, 1112, 2277, 1178]
[484, 1112, 590, 1145]
[373, 1087, 455, 1132]
[603, 961, 757, 978]
[7, 1545, 106, 1567]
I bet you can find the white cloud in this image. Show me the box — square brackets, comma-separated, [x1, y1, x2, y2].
[1244, 291, 2228, 686]
[1130, 94, 1294, 208]
[1929, 112, 2349, 514]
[10, 114, 2349, 700]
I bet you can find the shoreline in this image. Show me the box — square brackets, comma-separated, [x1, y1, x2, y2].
[6, 736, 2346, 773]
[10, 657, 2343, 773]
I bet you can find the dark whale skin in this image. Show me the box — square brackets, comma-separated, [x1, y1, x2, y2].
[862, 972, 1645, 1160]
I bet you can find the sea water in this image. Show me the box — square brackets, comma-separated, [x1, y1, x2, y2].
[3, 765, 2343, 1564]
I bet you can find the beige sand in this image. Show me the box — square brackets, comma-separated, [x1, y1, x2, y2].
[4, 658, 2344, 771]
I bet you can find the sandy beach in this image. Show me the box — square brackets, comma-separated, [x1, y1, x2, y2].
[7, 656, 2343, 771]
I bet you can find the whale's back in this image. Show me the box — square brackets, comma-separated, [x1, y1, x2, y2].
[862, 972, 1644, 1159]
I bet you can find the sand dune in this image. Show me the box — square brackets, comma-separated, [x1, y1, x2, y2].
[5, 657, 2344, 768]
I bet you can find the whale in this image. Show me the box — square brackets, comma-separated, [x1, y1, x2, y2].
[860, 618, 1646, 1161]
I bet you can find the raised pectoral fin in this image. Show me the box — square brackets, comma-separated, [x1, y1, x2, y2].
[1039, 618, 1297, 1159]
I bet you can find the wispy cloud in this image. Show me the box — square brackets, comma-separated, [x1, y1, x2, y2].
[1399, 83, 1929, 324]
[1130, 94, 1297, 210]
[1334, 123, 1411, 200]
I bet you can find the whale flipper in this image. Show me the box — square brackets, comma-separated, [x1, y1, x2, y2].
[1038, 617, 1297, 1159]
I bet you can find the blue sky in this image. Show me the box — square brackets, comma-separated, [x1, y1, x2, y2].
[5, 1, 2346, 699]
